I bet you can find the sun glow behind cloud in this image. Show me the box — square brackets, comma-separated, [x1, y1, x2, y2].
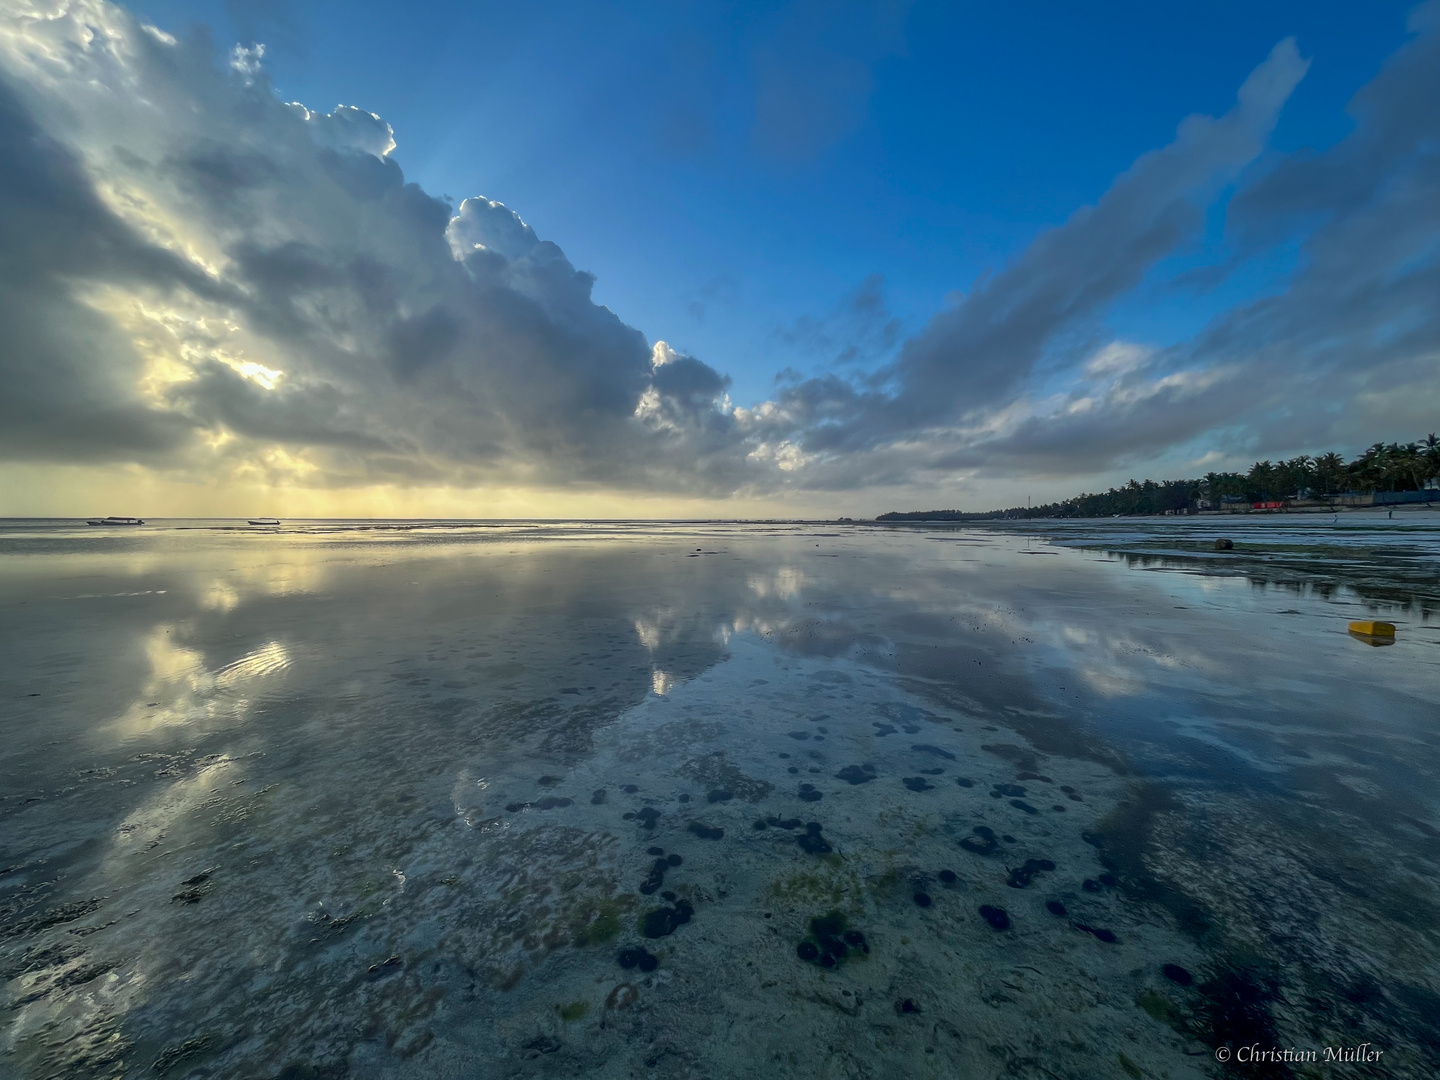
[0, 0, 1438, 516]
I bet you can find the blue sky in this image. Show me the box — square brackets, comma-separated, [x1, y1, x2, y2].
[119, 0, 1413, 406]
[1, 0, 1436, 516]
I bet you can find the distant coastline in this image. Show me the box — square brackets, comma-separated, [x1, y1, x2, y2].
[879, 435, 1440, 521]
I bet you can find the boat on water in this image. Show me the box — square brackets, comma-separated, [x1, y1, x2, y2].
[248, 518, 281, 526]
[86, 516, 145, 526]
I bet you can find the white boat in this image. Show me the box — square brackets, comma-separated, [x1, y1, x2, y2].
[248, 518, 281, 526]
[86, 516, 144, 526]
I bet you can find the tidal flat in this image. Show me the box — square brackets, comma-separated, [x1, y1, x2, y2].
[1, 515, 1437, 1079]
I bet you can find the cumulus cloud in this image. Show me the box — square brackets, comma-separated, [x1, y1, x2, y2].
[0, 0, 745, 493]
[0, 0, 1437, 509]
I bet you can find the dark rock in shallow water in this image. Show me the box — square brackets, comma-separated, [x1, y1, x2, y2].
[1045, 900, 1067, 917]
[797, 824, 832, 854]
[753, 819, 768, 830]
[637, 952, 658, 972]
[647, 846, 665, 856]
[955, 777, 974, 788]
[911, 744, 956, 760]
[1001, 834, 1015, 843]
[707, 789, 733, 803]
[766, 816, 804, 830]
[677, 793, 690, 802]
[795, 910, 867, 968]
[959, 825, 999, 857]
[1075, 923, 1118, 943]
[642, 899, 694, 938]
[1082, 878, 1102, 892]
[636, 807, 661, 829]
[937, 869, 957, 885]
[787, 731, 812, 740]
[622, 785, 639, 794]
[1006, 858, 1056, 889]
[798, 784, 823, 802]
[902, 777, 935, 792]
[895, 998, 921, 1014]
[919, 767, 944, 775]
[787, 766, 799, 774]
[872, 723, 897, 736]
[1163, 964, 1194, 986]
[1009, 800, 1038, 814]
[505, 802, 528, 813]
[1016, 772, 1053, 783]
[687, 822, 724, 840]
[835, 765, 876, 785]
[590, 789, 607, 805]
[660, 890, 676, 902]
[978, 904, 1011, 930]
[537, 775, 560, 786]
[1099, 873, 1117, 887]
[666, 853, 682, 866]
[617, 948, 643, 968]
[913, 892, 932, 908]
[640, 858, 669, 895]
[991, 783, 1027, 797]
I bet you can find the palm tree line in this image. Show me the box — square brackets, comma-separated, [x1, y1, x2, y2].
[878, 433, 1440, 520]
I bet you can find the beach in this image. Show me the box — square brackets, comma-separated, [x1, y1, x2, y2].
[1, 516, 1437, 1079]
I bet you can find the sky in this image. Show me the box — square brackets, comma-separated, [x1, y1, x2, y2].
[0, 0, 1436, 518]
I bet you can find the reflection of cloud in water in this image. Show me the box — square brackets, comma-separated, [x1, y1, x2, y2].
[633, 616, 664, 651]
[111, 629, 289, 736]
[201, 579, 239, 612]
[746, 565, 805, 599]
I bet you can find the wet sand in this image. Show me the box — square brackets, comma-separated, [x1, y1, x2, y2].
[1, 517, 1436, 1078]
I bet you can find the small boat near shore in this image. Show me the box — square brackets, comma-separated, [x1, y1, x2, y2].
[86, 516, 144, 526]
[248, 518, 281, 526]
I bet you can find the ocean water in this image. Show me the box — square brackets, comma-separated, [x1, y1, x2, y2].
[1, 516, 1437, 1079]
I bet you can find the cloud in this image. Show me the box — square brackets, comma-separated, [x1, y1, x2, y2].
[772, 273, 904, 368]
[0, 0, 746, 493]
[0, 0, 1437, 512]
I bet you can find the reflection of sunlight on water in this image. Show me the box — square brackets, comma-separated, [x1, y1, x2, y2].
[215, 641, 291, 685]
[651, 670, 675, 696]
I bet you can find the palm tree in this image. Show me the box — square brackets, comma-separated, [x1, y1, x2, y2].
[1315, 452, 1345, 494]
[1423, 434, 1440, 486]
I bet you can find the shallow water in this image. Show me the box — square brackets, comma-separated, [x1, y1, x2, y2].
[1, 517, 1437, 1079]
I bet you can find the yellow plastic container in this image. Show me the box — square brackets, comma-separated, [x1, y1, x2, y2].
[1348, 620, 1396, 637]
